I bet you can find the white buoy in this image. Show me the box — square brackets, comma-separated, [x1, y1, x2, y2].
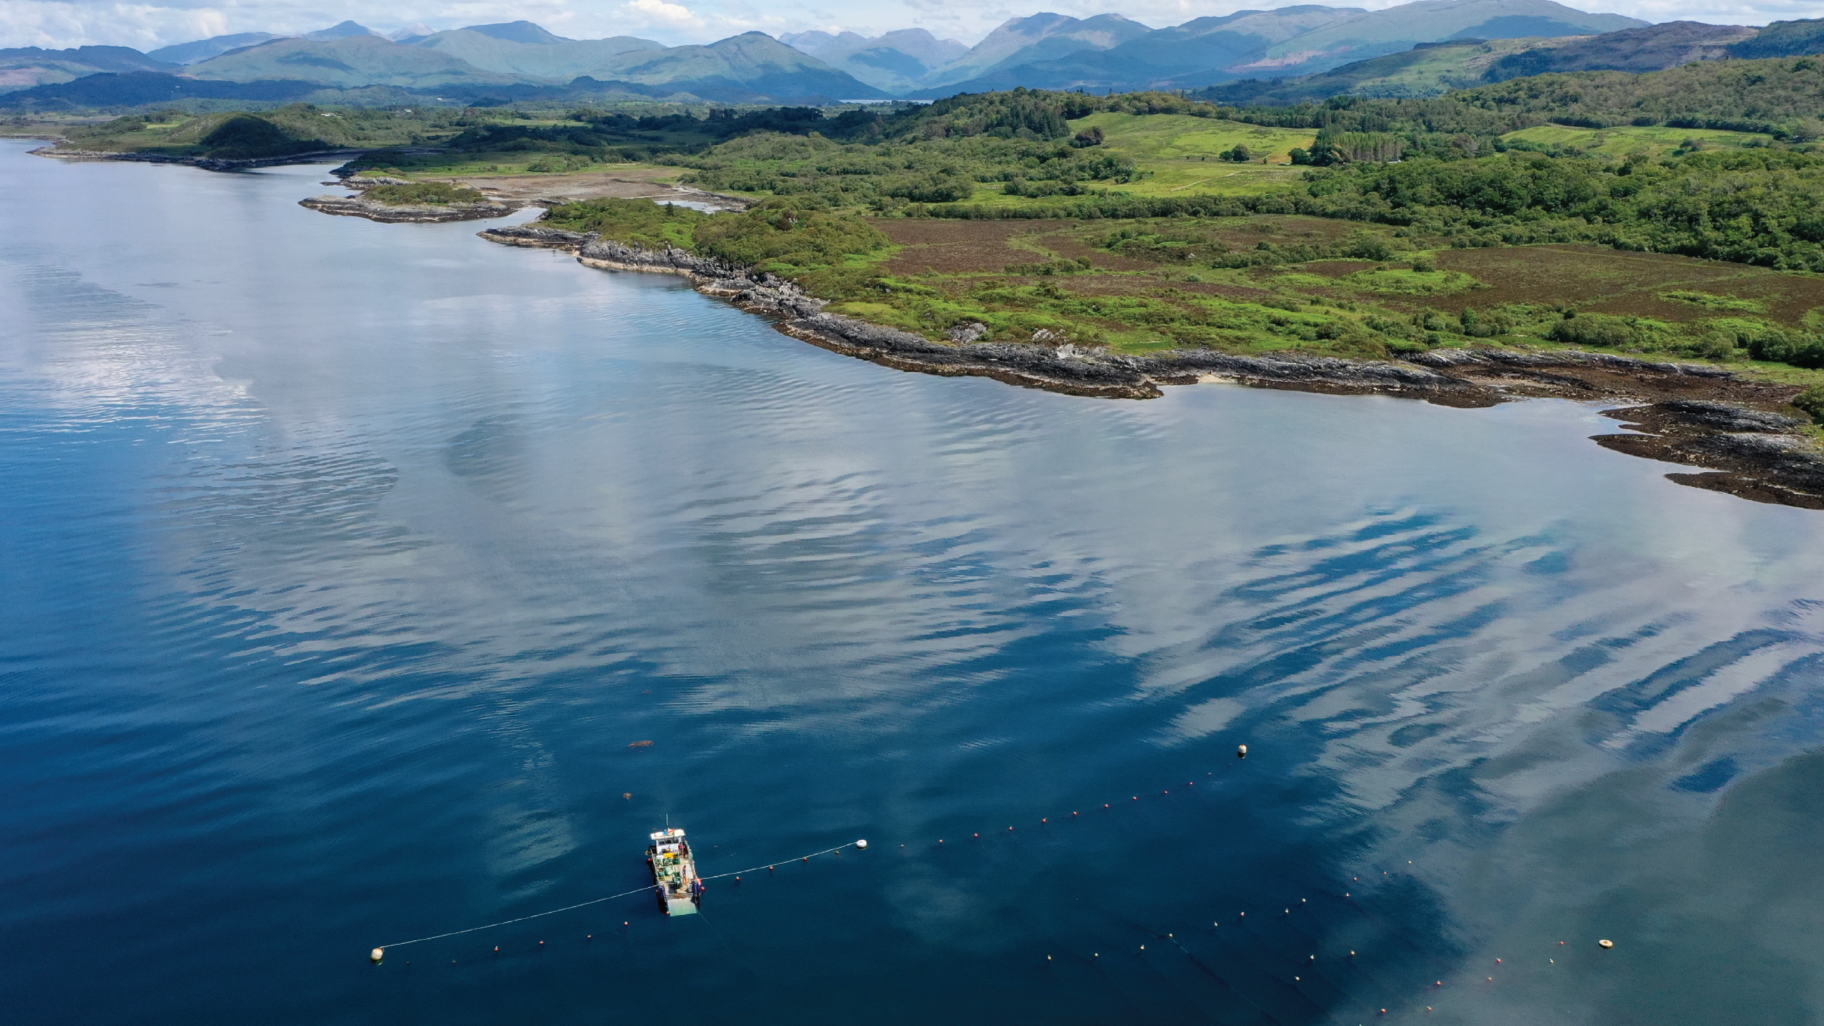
[370, 948, 384, 965]
[856, 839, 868, 849]
[1238, 744, 1248, 759]
[1598, 939, 1614, 949]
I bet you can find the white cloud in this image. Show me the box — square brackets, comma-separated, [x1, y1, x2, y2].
[619, 0, 704, 29]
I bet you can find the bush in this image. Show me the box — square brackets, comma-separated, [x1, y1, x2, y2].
[1219, 144, 1253, 163]
[1550, 312, 1642, 347]
[363, 182, 488, 206]
[1070, 127, 1105, 148]
[1747, 328, 1824, 368]
[1793, 385, 1824, 421]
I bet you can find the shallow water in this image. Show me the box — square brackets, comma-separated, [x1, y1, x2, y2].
[3, 140, 1823, 1026]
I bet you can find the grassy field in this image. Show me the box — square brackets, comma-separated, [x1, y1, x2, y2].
[1500, 123, 1777, 158]
[828, 215, 1824, 372]
[1068, 113, 1316, 196]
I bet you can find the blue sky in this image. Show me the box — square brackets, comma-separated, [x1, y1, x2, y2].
[2, 0, 1820, 52]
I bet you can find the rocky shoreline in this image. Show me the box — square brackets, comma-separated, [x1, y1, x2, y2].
[301, 193, 517, 223]
[478, 222, 1824, 510]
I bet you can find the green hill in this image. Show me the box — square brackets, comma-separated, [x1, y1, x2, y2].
[0, 45, 177, 94]
[184, 35, 521, 89]
[1729, 18, 1824, 59]
[407, 25, 663, 80]
[1260, 0, 1643, 71]
[1201, 38, 1548, 103]
[1483, 20, 1753, 80]
[601, 32, 886, 101]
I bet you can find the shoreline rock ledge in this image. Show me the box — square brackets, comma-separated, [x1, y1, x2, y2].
[302, 194, 516, 223]
[478, 225, 1496, 403]
[476, 223, 1824, 509]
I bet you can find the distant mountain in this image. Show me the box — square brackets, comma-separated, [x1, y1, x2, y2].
[184, 35, 522, 89]
[1248, 0, 1645, 75]
[0, 45, 177, 93]
[1204, 17, 1764, 105]
[1202, 37, 1560, 103]
[918, 13, 1153, 90]
[303, 21, 380, 41]
[600, 32, 887, 101]
[406, 24, 663, 80]
[921, 6, 1363, 95]
[1482, 21, 1753, 80]
[1729, 17, 1824, 59]
[175, 27, 881, 103]
[780, 28, 967, 92]
[148, 33, 279, 65]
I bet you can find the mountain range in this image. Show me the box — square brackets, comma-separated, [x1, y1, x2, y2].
[5, 3, 1824, 110]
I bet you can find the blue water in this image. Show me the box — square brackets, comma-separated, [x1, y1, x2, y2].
[5, 140, 1824, 1026]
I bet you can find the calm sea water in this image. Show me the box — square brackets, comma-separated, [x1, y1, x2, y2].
[5, 140, 1824, 1026]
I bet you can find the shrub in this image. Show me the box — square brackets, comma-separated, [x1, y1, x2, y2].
[363, 182, 488, 206]
[1550, 312, 1641, 347]
[1793, 385, 1824, 421]
[1748, 328, 1824, 368]
[1219, 144, 1253, 163]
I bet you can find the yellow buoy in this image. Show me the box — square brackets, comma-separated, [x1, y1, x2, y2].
[1599, 939, 1614, 949]
[370, 948, 384, 965]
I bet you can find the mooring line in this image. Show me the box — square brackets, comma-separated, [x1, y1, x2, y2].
[374, 840, 861, 953]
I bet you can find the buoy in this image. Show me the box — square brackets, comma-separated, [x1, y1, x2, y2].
[856, 839, 868, 849]
[539, 940, 545, 946]
[1042, 818, 1047, 823]
[370, 948, 384, 965]
[1598, 939, 1614, 949]
[494, 946, 499, 953]
[1237, 744, 1248, 758]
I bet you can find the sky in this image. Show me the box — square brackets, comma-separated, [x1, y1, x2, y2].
[2, 0, 1821, 52]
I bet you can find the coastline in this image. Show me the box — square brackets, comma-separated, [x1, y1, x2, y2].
[300, 193, 516, 223]
[479, 221, 1824, 509]
[32, 145, 372, 173]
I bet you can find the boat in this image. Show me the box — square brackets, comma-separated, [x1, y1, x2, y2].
[647, 827, 703, 916]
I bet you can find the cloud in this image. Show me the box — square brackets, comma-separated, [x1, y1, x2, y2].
[619, 0, 703, 29]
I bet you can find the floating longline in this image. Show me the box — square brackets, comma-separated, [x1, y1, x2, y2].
[374, 840, 861, 952]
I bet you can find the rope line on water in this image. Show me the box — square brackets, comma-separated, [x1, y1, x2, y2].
[376, 841, 858, 951]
